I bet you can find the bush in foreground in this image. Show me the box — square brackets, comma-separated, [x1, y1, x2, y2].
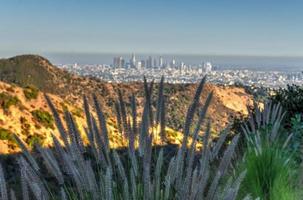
[239, 102, 300, 200]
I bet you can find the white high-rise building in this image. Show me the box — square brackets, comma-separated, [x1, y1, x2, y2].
[159, 56, 163, 68]
[171, 58, 176, 68]
[203, 62, 212, 73]
[137, 61, 142, 70]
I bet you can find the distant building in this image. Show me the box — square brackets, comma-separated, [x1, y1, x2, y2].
[179, 62, 185, 73]
[113, 57, 118, 68]
[203, 62, 212, 73]
[159, 56, 163, 68]
[130, 53, 136, 68]
[147, 56, 153, 68]
[137, 61, 142, 70]
[113, 57, 124, 68]
[153, 58, 157, 68]
[171, 58, 176, 68]
[141, 60, 146, 68]
[73, 63, 78, 69]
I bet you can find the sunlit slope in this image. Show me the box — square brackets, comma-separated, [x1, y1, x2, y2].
[0, 81, 189, 154]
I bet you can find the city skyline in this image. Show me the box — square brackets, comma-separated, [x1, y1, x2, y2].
[1, 1, 303, 57]
[59, 52, 303, 88]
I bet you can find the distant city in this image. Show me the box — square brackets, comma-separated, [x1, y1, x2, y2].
[57, 53, 303, 88]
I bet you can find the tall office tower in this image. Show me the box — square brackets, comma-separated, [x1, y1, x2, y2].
[113, 57, 119, 68]
[171, 58, 176, 68]
[203, 62, 212, 73]
[147, 56, 153, 68]
[120, 57, 125, 68]
[113, 57, 124, 68]
[137, 61, 142, 70]
[153, 58, 157, 68]
[180, 62, 185, 72]
[130, 53, 136, 68]
[159, 56, 163, 68]
[141, 60, 146, 68]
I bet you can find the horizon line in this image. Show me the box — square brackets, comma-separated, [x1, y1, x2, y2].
[2, 51, 303, 59]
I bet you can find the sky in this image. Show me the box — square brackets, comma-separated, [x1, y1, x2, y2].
[1, 0, 303, 57]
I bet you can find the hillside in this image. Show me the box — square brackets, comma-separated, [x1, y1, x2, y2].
[0, 55, 254, 153]
[0, 81, 94, 154]
[0, 81, 194, 154]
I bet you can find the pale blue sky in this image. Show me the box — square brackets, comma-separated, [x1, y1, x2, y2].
[1, 0, 303, 56]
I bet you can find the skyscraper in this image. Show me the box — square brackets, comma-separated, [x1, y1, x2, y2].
[171, 58, 176, 68]
[159, 56, 163, 68]
[113, 56, 124, 68]
[130, 53, 136, 68]
[203, 62, 212, 73]
[141, 60, 146, 68]
[153, 58, 157, 68]
[113, 57, 119, 68]
[147, 56, 153, 68]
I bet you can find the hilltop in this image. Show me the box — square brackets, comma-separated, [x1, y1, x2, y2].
[0, 55, 109, 100]
[0, 55, 72, 93]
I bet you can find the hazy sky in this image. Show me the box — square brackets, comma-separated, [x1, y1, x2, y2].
[1, 0, 303, 56]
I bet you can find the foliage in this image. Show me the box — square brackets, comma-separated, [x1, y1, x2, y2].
[59, 102, 68, 112]
[23, 85, 39, 100]
[240, 139, 298, 200]
[25, 134, 45, 148]
[288, 114, 303, 162]
[71, 107, 83, 117]
[31, 109, 54, 129]
[270, 84, 303, 162]
[0, 128, 13, 141]
[0, 92, 20, 112]
[0, 77, 248, 200]
[270, 84, 303, 125]
[239, 102, 300, 200]
[20, 116, 31, 136]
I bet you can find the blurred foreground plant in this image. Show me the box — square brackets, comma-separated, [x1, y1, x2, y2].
[0, 77, 248, 200]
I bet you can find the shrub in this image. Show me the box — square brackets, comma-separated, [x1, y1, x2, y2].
[0, 128, 13, 141]
[240, 141, 298, 200]
[25, 134, 45, 148]
[71, 107, 83, 117]
[0, 92, 20, 112]
[23, 85, 39, 100]
[59, 102, 68, 112]
[31, 109, 54, 129]
[270, 84, 303, 125]
[239, 102, 300, 199]
[20, 117, 31, 136]
[288, 114, 303, 162]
